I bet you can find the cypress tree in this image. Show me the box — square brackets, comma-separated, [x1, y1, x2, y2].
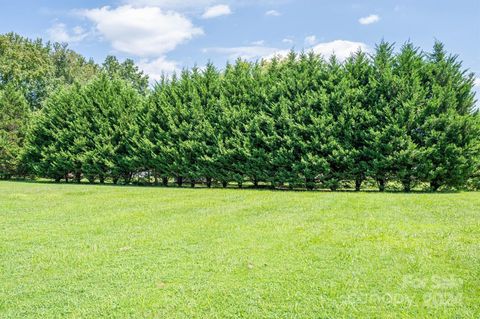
[420, 42, 478, 190]
[390, 43, 426, 191]
[221, 59, 256, 187]
[342, 51, 375, 191]
[322, 55, 350, 191]
[195, 62, 222, 187]
[145, 76, 175, 186]
[368, 42, 397, 191]
[22, 85, 82, 181]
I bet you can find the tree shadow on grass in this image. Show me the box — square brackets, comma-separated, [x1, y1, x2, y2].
[1, 178, 464, 194]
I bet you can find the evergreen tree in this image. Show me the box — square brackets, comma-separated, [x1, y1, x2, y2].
[322, 55, 350, 190]
[145, 76, 176, 186]
[196, 62, 223, 187]
[420, 42, 478, 190]
[368, 42, 398, 191]
[264, 53, 299, 188]
[22, 85, 82, 181]
[390, 43, 426, 191]
[82, 74, 144, 184]
[241, 60, 273, 187]
[286, 52, 330, 189]
[220, 59, 256, 187]
[342, 51, 375, 191]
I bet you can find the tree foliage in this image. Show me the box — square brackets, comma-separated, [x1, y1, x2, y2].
[1, 34, 478, 191]
[0, 83, 29, 178]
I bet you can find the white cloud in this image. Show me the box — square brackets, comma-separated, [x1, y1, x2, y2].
[311, 40, 370, 60]
[47, 23, 88, 43]
[205, 39, 369, 62]
[282, 37, 294, 44]
[359, 14, 380, 25]
[137, 56, 179, 81]
[251, 40, 265, 46]
[201, 4, 232, 19]
[81, 5, 203, 57]
[263, 49, 291, 60]
[474, 77, 480, 87]
[203, 46, 285, 60]
[124, 0, 218, 10]
[124, 0, 284, 10]
[265, 10, 281, 16]
[72, 26, 86, 36]
[304, 35, 317, 46]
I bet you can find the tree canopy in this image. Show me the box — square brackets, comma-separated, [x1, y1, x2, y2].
[1, 33, 479, 191]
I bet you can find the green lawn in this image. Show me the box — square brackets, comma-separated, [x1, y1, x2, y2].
[1, 182, 479, 318]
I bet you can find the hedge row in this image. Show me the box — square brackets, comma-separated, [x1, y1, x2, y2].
[16, 41, 480, 191]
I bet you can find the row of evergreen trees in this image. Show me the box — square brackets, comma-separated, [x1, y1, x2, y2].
[4, 40, 480, 191]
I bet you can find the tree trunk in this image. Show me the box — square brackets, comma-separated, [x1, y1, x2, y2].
[305, 177, 315, 190]
[206, 177, 212, 188]
[402, 177, 411, 192]
[55, 176, 61, 183]
[355, 178, 362, 192]
[190, 180, 195, 188]
[162, 177, 168, 187]
[238, 181, 243, 188]
[75, 172, 82, 184]
[176, 176, 183, 187]
[222, 181, 228, 188]
[430, 179, 441, 192]
[377, 178, 386, 192]
[113, 177, 119, 185]
[99, 175, 105, 184]
[154, 173, 159, 186]
[253, 178, 259, 188]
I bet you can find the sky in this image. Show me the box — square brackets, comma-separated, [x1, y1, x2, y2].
[1, 0, 479, 98]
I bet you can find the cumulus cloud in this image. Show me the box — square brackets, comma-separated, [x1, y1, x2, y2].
[124, 0, 283, 10]
[311, 40, 370, 60]
[282, 37, 294, 44]
[201, 4, 232, 18]
[359, 14, 380, 25]
[304, 35, 317, 46]
[47, 23, 88, 43]
[137, 56, 179, 81]
[81, 5, 203, 57]
[265, 10, 281, 16]
[203, 46, 285, 60]
[123, 0, 218, 10]
[205, 40, 369, 61]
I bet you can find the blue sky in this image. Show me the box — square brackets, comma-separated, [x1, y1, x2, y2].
[1, 0, 479, 96]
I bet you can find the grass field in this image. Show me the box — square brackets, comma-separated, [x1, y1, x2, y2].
[0, 181, 479, 318]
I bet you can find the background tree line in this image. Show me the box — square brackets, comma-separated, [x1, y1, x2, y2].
[1, 33, 479, 191]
